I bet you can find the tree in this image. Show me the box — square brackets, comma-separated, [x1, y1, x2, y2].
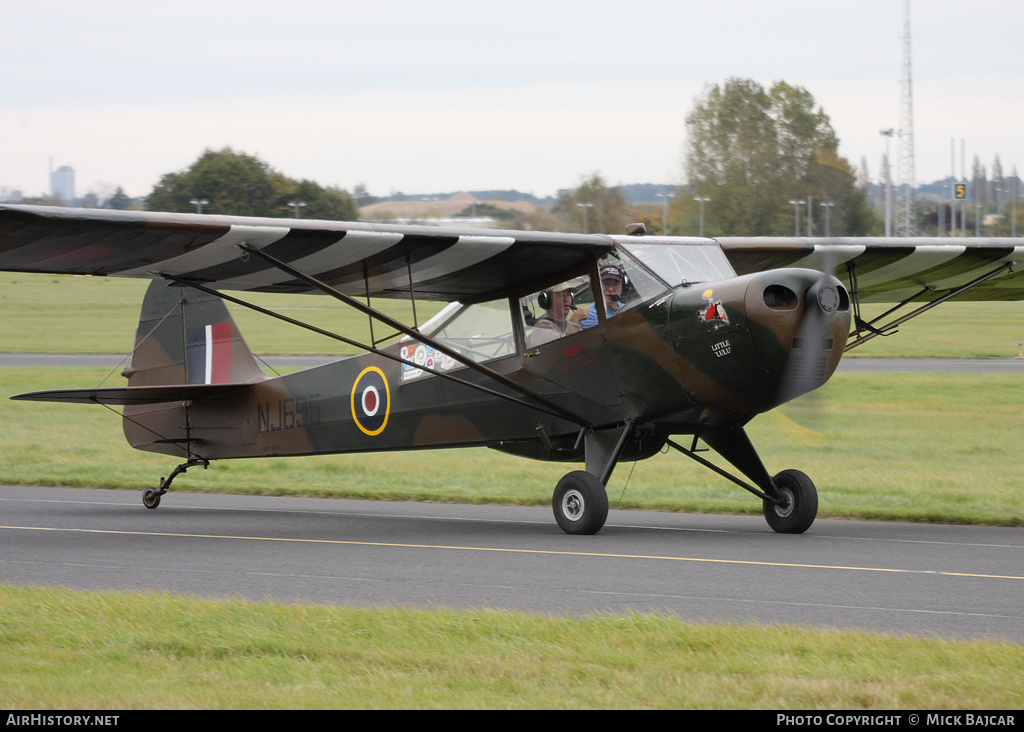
[104, 186, 132, 210]
[146, 148, 358, 220]
[972, 155, 988, 208]
[684, 78, 873, 236]
[147, 148, 277, 216]
[275, 177, 358, 221]
[992, 155, 1005, 213]
[553, 172, 628, 234]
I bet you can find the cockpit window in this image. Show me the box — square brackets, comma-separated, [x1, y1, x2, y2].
[520, 276, 589, 347]
[564, 254, 668, 333]
[400, 299, 514, 382]
[425, 299, 516, 363]
[617, 240, 735, 286]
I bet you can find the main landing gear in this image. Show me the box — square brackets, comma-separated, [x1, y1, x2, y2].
[550, 422, 635, 535]
[547, 420, 820, 536]
[142, 458, 209, 509]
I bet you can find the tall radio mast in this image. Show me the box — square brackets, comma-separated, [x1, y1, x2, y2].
[896, 0, 917, 236]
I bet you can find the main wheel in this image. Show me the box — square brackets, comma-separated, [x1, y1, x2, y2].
[763, 469, 817, 534]
[552, 470, 609, 535]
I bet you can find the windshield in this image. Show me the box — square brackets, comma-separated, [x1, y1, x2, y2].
[617, 239, 735, 286]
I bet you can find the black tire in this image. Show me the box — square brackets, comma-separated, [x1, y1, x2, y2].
[142, 488, 161, 510]
[762, 469, 817, 534]
[552, 470, 609, 535]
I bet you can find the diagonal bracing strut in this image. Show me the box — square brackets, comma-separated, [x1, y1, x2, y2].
[161, 255, 591, 427]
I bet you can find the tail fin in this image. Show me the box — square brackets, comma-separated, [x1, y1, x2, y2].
[124, 280, 266, 387]
[118, 280, 266, 458]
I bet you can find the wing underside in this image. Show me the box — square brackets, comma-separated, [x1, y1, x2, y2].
[718, 236, 1024, 302]
[0, 205, 612, 301]
[4, 206, 1023, 303]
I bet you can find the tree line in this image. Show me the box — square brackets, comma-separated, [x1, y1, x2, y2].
[136, 78, 880, 236]
[145, 148, 358, 221]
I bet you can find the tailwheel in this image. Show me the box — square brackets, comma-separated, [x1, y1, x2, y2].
[141, 458, 208, 510]
[552, 470, 609, 535]
[142, 487, 163, 510]
[763, 468, 817, 534]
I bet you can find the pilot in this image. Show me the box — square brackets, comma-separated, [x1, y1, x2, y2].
[573, 265, 625, 329]
[528, 282, 582, 346]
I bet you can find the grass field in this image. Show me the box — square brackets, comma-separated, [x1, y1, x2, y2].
[1, 367, 1021, 525]
[2, 585, 1022, 709]
[0, 273, 441, 356]
[2, 271, 1023, 357]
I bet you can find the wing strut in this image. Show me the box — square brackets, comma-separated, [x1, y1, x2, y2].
[845, 261, 1017, 351]
[234, 243, 591, 426]
[160, 272, 589, 427]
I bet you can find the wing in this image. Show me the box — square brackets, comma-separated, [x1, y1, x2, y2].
[718, 237, 1024, 302]
[0, 205, 612, 301]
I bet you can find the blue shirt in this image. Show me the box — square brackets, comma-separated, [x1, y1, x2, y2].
[579, 302, 619, 329]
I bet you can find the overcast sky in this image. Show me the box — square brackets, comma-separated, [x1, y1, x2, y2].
[3, 0, 1021, 200]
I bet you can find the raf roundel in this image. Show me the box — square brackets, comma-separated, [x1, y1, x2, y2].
[351, 366, 390, 436]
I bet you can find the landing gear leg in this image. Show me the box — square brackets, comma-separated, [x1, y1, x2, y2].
[551, 422, 633, 535]
[670, 425, 819, 534]
[143, 458, 209, 509]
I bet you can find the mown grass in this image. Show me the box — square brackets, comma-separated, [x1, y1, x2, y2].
[2, 272, 1023, 357]
[0, 273, 443, 356]
[1, 367, 1021, 526]
[2, 585, 1022, 709]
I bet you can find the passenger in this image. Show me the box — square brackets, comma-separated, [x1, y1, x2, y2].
[574, 265, 625, 329]
[528, 283, 582, 346]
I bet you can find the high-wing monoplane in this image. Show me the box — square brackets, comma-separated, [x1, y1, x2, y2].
[2, 204, 1021, 534]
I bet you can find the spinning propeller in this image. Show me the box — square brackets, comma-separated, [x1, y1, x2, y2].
[772, 248, 847, 446]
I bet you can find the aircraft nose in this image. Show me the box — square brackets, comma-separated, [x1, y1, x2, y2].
[747, 269, 852, 406]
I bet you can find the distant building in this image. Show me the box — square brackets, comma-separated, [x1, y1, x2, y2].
[0, 187, 23, 203]
[50, 165, 75, 204]
[359, 192, 536, 225]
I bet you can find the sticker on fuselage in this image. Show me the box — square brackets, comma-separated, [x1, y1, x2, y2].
[697, 289, 730, 329]
[399, 342, 458, 382]
[351, 366, 391, 436]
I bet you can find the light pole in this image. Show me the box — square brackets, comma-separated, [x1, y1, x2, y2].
[1007, 171, 1015, 237]
[819, 201, 835, 237]
[288, 201, 307, 219]
[190, 198, 208, 214]
[789, 199, 805, 236]
[657, 193, 673, 235]
[577, 202, 593, 234]
[880, 129, 895, 236]
[693, 196, 710, 237]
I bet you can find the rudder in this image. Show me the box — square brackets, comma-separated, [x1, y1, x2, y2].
[124, 280, 266, 387]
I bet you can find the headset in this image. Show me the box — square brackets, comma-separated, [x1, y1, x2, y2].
[537, 288, 575, 311]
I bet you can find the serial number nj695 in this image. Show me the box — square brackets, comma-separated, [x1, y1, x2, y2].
[257, 395, 321, 433]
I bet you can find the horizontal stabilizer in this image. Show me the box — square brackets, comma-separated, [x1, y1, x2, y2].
[10, 383, 251, 405]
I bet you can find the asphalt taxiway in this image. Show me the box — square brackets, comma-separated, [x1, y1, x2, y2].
[2, 485, 1021, 643]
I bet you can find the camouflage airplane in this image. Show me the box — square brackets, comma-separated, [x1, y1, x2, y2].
[1, 204, 1021, 535]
